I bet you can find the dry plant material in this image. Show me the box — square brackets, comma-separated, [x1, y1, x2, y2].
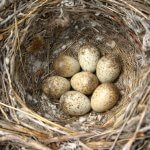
[86, 141, 112, 149]
[0, 120, 51, 140]
[0, 33, 3, 41]
[49, 142, 57, 150]
[27, 35, 44, 53]
[54, 15, 71, 28]
[32, 68, 45, 83]
[0, 0, 150, 149]
[0, 133, 51, 150]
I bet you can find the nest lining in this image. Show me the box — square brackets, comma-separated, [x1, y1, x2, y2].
[17, 10, 135, 125]
[0, 0, 150, 150]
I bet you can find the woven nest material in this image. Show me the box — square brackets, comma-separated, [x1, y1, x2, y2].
[0, 0, 150, 150]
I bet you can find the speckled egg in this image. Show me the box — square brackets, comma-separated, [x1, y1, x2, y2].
[71, 72, 99, 95]
[96, 54, 121, 83]
[60, 91, 91, 116]
[91, 83, 119, 112]
[78, 44, 100, 72]
[42, 76, 70, 99]
[53, 55, 80, 77]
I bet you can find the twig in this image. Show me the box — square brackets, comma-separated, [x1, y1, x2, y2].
[0, 0, 6, 10]
[0, 6, 25, 27]
[47, 133, 94, 143]
[79, 141, 93, 150]
[139, 125, 150, 132]
[0, 105, 9, 120]
[22, 113, 70, 135]
[119, 0, 149, 19]
[122, 105, 148, 150]
[0, 120, 50, 140]
[109, 102, 137, 150]
[0, 134, 51, 150]
[0, 101, 75, 134]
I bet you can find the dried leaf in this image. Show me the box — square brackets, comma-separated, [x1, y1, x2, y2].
[101, 117, 115, 128]
[0, 34, 3, 41]
[50, 143, 57, 150]
[136, 131, 145, 137]
[27, 35, 44, 53]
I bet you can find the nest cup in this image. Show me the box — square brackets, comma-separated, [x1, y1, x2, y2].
[1, 0, 150, 149]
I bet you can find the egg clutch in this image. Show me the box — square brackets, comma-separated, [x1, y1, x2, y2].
[42, 44, 121, 116]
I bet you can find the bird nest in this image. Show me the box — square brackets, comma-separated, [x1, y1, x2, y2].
[0, 0, 150, 149]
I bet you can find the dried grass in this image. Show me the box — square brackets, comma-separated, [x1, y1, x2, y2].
[0, 0, 150, 150]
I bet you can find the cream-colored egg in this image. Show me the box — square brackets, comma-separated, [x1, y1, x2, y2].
[78, 44, 100, 72]
[96, 54, 121, 83]
[60, 91, 91, 116]
[42, 76, 70, 99]
[71, 72, 99, 95]
[91, 83, 119, 112]
[53, 55, 80, 77]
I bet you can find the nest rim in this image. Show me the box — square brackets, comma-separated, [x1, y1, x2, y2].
[0, 0, 150, 150]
